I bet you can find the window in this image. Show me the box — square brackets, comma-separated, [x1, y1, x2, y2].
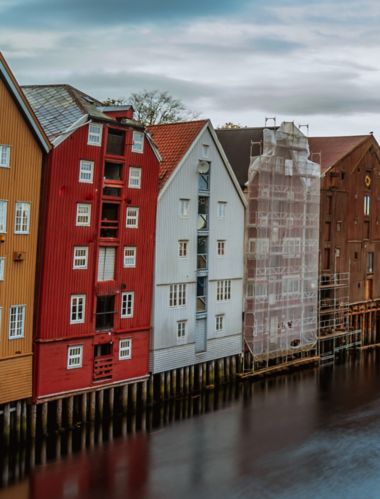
[9, 305, 25, 339]
[255, 281, 268, 298]
[96, 295, 115, 330]
[177, 320, 186, 339]
[14, 202, 30, 234]
[202, 144, 209, 157]
[132, 131, 144, 153]
[217, 201, 226, 219]
[0, 145, 10, 167]
[249, 238, 269, 257]
[364, 195, 371, 216]
[215, 314, 224, 332]
[73, 247, 88, 269]
[179, 199, 190, 218]
[178, 240, 188, 257]
[107, 128, 125, 155]
[0, 257, 4, 280]
[126, 207, 139, 228]
[169, 283, 186, 307]
[121, 292, 134, 318]
[0, 201, 7, 233]
[337, 221, 342, 232]
[282, 276, 300, 296]
[217, 240, 225, 256]
[128, 167, 141, 188]
[76, 204, 91, 226]
[217, 280, 231, 301]
[87, 123, 103, 146]
[104, 161, 123, 180]
[67, 345, 83, 369]
[70, 295, 85, 324]
[368, 252, 374, 273]
[119, 339, 132, 360]
[79, 160, 94, 183]
[97, 247, 115, 281]
[283, 238, 301, 258]
[123, 247, 136, 267]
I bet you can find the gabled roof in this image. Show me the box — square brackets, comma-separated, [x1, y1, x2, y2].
[308, 135, 370, 174]
[0, 53, 50, 153]
[148, 120, 208, 189]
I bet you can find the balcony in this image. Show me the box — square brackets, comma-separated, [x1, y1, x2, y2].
[100, 203, 119, 238]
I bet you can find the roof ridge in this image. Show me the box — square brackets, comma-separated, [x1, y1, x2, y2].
[148, 119, 208, 128]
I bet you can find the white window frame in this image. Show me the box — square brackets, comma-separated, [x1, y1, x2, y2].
[179, 199, 190, 218]
[177, 320, 187, 339]
[216, 280, 231, 301]
[217, 240, 225, 256]
[67, 345, 83, 369]
[70, 295, 86, 324]
[87, 123, 103, 146]
[217, 201, 226, 219]
[121, 292, 134, 318]
[202, 144, 209, 158]
[128, 167, 142, 189]
[126, 207, 139, 228]
[283, 237, 301, 258]
[169, 283, 186, 307]
[76, 203, 91, 227]
[255, 280, 268, 298]
[0, 145, 10, 168]
[132, 131, 144, 153]
[178, 240, 188, 258]
[0, 200, 7, 233]
[215, 314, 224, 332]
[9, 305, 25, 339]
[249, 238, 269, 258]
[97, 247, 116, 282]
[364, 195, 371, 216]
[123, 246, 136, 268]
[0, 257, 4, 281]
[79, 160, 94, 183]
[282, 275, 300, 296]
[14, 202, 31, 234]
[119, 338, 132, 360]
[73, 247, 88, 269]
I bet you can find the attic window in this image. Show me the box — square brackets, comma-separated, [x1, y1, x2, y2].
[132, 131, 144, 154]
[88, 124, 103, 146]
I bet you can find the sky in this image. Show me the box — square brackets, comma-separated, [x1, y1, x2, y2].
[2, 0, 380, 136]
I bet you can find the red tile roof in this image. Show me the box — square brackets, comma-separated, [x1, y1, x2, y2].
[148, 120, 208, 189]
[308, 135, 370, 174]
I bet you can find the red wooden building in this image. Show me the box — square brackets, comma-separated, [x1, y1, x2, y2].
[23, 85, 160, 400]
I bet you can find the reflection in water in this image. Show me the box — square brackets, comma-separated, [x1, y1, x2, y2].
[2, 351, 380, 498]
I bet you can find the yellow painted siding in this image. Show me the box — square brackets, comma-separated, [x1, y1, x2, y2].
[0, 77, 43, 403]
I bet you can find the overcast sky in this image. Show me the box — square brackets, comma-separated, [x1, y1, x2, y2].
[2, 0, 380, 136]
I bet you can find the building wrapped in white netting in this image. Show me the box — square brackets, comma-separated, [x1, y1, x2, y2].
[244, 122, 320, 361]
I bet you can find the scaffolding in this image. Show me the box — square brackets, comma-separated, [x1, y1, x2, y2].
[244, 122, 320, 372]
[318, 271, 361, 362]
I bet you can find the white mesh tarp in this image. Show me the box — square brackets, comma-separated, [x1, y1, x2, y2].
[245, 122, 320, 360]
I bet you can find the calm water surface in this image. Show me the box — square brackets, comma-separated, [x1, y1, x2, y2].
[2, 352, 380, 499]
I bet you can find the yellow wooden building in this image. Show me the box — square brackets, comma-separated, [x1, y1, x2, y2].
[0, 53, 50, 405]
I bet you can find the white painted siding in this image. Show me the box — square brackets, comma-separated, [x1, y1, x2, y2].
[152, 124, 245, 373]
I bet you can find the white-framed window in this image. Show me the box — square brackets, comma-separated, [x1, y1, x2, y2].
[179, 199, 190, 218]
[0, 145, 10, 168]
[217, 240, 225, 256]
[217, 201, 226, 219]
[97, 247, 115, 281]
[119, 338, 132, 360]
[177, 320, 187, 339]
[0, 257, 4, 281]
[178, 240, 188, 258]
[248, 238, 269, 257]
[9, 305, 25, 339]
[70, 295, 85, 324]
[67, 345, 83, 369]
[121, 292, 134, 318]
[123, 247, 136, 268]
[76, 203, 91, 226]
[215, 314, 224, 332]
[364, 195, 371, 216]
[126, 207, 139, 228]
[87, 123, 103, 146]
[14, 202, 30, 234]
[202, 144, 209, 158]
[283, 237, 301, 258]
[216, 280, 231, 301]
[79, 160, 94, 183]
[132, 131, 144, 153]
[128, 167, 142, 188]
[282, 275, 300, 296]
[73, 247, 88, 269]
[255, 281, 268, 298]
[0, 200, 7, 233]
[169, 283, 186, 307]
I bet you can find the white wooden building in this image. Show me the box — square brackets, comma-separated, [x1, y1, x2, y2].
[148, 120, 246, 373]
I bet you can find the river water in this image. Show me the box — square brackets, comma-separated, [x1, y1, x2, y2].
[2, 351, 380, 499]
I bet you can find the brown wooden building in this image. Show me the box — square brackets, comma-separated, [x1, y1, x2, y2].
[217, 128, 380, 348]
[0, 53, 50, 405]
